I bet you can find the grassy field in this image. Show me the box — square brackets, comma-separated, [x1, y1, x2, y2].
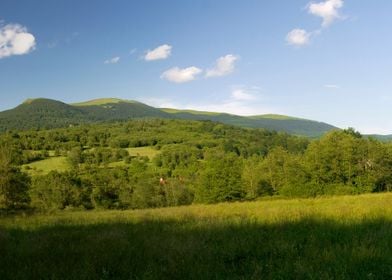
[22, 156, 69, 176]
[1, 193, 392, 279]
[22, 147, 159, 174]
[126, 146, 160, 159]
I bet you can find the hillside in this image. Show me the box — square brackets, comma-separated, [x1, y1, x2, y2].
[0, 97, 337, 136]
[0, 98, 171, 132]
[162, 108, 336, 137]
[0, 98, 90, 131]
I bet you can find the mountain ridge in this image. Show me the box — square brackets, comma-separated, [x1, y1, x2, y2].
[0, 97, 338, 137]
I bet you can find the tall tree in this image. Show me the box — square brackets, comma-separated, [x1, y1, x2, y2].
[0, 145, 31, 209]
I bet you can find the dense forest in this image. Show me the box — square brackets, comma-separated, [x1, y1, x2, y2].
[1, 118, 392, 211]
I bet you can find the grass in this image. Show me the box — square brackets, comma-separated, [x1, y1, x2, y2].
[1, 193, 392, 279]
[249, 114, 301, 120]
[21, 147, 159, 173]
[126, 146, 160, 159]
[22, 156, 69, 176]
[72, 98, 137, 106]
[161, 108, 222, 116]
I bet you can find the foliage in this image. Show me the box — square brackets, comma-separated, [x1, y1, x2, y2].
[2, 119, 392, 211]
[0, 145, 30, 209]
[195, 150, 244, 203]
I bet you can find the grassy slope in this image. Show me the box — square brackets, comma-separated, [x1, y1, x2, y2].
[21, 147, 159, 173]
[109, 147, 160, 167]
[22, 156, 69, 176]
[72, 98, 132, 106]
[126, 146, 160, 159]
[161, 108, 222, 116]
[1, 193, 392, 279]
[249, 114, 301, 120]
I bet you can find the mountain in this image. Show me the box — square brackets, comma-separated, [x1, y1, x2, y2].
[160, 109, 336, 137]
[366, 134, 392, 142]
[0, 98, 89, 131]
[73, 98, 170, 120]
[0, 97, 338, 137]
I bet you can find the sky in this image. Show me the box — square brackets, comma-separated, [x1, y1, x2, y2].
[1, 0, 392, 134]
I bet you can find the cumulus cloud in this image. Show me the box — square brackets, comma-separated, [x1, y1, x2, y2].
[206, 54, 238, 77]
[286, 29, 311, 46]
[161, 66, 202, 83]
[144, 44, 172, 61]
[0, 23, 36, 59]
[308, 0, 344, 27]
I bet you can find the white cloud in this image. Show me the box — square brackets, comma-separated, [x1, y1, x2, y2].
[144, 44, 172, 61]
[104, 56, 120, 64]
[324, 84, 340, 89]
[286, 29, 311, 46]
[186, 87, 271, 115]
[161, 66, 202, 83]
[142, 86, 277, 116]
[308, 0, 344, 27]
[0, 23, 36, 59]
[140, 97, 178, 109]
[231, 89, 257, 101]
[206, 54, 238, 77]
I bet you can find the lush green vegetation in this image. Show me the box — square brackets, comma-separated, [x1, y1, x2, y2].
[1, 118, 392, 212]
[0, 97, 337, 136]
[1, 117, 392, 278]
[1, 193, 392, 279]
[0, 118, 309, 211]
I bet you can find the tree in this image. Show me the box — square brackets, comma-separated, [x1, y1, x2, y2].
[0, 145, 31, 209]
[195, 150, 244, 203]
[242, 155, 273, 199]
[67, 146, 83, 169]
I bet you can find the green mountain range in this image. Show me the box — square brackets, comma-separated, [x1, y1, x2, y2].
[0, 97, 338, 137]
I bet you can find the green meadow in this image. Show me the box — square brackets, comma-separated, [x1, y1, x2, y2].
[22, 156, 69, 176]
[1, 193, 392, 279]
[22, 147, 160, 175]
[126, 146, 160, 159]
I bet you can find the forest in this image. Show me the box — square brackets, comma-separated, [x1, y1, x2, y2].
[1, 118, 392, 211]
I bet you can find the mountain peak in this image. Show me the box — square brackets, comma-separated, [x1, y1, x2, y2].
[22, 98, 58, 105]
[22, 98, 37, 104]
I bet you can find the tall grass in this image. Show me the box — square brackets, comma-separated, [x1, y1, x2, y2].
[1, 193, 392, 279]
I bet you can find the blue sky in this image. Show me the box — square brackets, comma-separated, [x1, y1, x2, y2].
[1, 0, 392, 134]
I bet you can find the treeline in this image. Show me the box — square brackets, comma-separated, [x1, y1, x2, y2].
[1, 119, 391, 211]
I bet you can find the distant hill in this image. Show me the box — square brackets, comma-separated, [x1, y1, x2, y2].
[0, 97, 338, 137]
[0, 98, 89, 131]
[74, 98, 170, 121]
[160, 108, 337, 137]
[366, 134, 392, 142]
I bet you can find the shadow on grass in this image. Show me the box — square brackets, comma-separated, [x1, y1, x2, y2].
[1, 217, 391, 280]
